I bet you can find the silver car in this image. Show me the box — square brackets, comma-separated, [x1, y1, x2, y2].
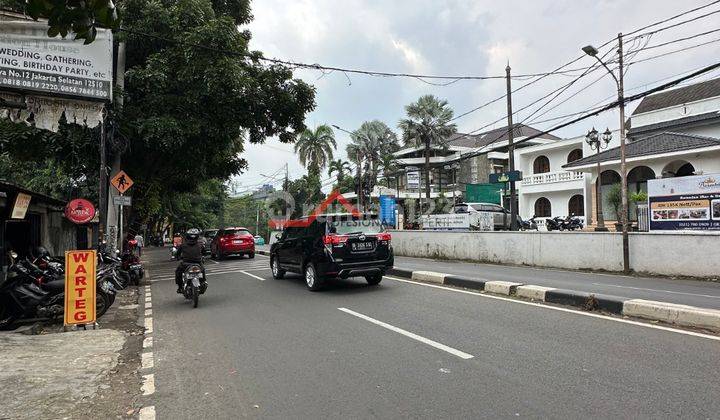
[453, 202, 512, 230]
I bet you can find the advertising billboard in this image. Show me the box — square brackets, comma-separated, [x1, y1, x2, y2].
[64, 250, 97, 325]
[647, 174, 720, 231]
[406, 171, 420, 189]
[0, 20, 113, 101]
[379, 195, 397, 228]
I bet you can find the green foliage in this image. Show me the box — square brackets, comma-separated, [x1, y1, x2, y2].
[161, 179, 227, 232]
[327, 159, 351, 182]
[606, 183, 623, 219]
[631, 191, 648, 203]
[282, 173, 324, 218]
[346, 120, 399, 176]
[398, 95, 457, 149]
[19, 0, 120, 44]
[0, 118, 100, 201]
[225, 194, 268, 238]
[294, 125, 336, 176]
[119, 0, 315, 227]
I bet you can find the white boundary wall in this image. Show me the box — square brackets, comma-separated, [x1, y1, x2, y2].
[389, 230, 720, 278]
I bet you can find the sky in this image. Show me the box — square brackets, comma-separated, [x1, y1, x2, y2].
[231, 0, 720, 195]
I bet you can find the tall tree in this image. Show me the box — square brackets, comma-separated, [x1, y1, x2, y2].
[346, 120, 399, 178]
[327, 159, 351, 183]
[120, 0, 316, 230]
[294, 125, 336, 176]
[398, 95, 457, 201]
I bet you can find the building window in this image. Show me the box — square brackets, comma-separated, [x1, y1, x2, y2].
[567, 149, 583, 163]
[568, 194, 584, 216]
[534, 197, 552, 217]
[533, 156, 550, 174]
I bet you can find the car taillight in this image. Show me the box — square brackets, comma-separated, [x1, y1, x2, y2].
[377, 232, 391, 244]
[323, 234, 349, 246]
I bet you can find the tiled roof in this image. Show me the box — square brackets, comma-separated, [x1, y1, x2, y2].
[563, 132, 720, 168]
[632, 78, 720, 115]
[627, 110, 720, 137]
[447, 123, 559, 148]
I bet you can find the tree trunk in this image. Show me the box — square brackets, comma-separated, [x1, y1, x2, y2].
[424, 137, 431, 201]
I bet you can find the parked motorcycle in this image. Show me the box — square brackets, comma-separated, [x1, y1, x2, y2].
[546, 215, 584, 231]
[181, 263, 207, 308]
[545, 216, 564, 231]
[519, 216, 539, 231]
[564, 214, 584, 231]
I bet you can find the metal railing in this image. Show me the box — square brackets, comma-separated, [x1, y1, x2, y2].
[521, 171, 585, 186]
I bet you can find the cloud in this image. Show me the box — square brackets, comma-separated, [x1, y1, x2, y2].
[391, 38, 429, 74]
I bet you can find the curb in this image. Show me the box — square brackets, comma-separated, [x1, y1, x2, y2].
[390, 268, 720, 332]
[257, 250, 270, 256]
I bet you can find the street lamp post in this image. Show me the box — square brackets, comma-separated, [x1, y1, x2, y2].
[583, 33, 630, 273]
[585, 127, 612, 231]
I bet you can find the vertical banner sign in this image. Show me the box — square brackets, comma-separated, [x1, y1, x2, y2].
[10, 192, 31, 219]
[64, 250, 97, 325]
[648, 173, 720, 231]
[406, 171, 420, 189]
[379, 195, 397, 228]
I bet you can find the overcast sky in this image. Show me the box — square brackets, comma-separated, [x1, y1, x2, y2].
[232, 0, 720, 194]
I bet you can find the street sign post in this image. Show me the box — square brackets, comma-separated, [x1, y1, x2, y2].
[64, 250, 97, 326]
[489, 170, 523, 184]
[110, 170, 134, 249]
[110, 170, 134, 194]
[113, 195, 132, 206]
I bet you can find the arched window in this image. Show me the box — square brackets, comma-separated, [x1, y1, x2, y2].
[534, 197, 552, 217]
[600, 170, 621, 185]
[567, 149, 583, 163]
[568, 194, 584, 216]
[676, 162, 695, 177]
[533, 156, 550, 174]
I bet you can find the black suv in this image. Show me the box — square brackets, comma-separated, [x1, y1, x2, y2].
[269, 213, 394, 291]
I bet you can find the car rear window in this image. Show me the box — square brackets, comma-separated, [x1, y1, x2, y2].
[224, 229, 250, 236]
[328, 218, 384, 235]
[453, 204, 470, 213]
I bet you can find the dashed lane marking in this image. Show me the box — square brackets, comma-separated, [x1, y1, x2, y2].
[141, 352, 154, 369]
[240, 270, 266, 281]
[139, 406, 156, 420]
[141, 373, 155, 395]
[144, 317, 153, 334]
[143, 336, 153, 349]
[338, 307, 474, 360]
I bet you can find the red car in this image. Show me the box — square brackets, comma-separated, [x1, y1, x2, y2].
[210, 227, 255, 260]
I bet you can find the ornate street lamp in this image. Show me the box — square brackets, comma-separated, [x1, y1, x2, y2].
[585, 127, 612, 231]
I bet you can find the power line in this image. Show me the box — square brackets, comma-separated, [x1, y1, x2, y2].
[633, 27, 720, 53]
[624, 0, 720, 37]
[117, 27, 597, 83]
[454, 61, 720, 162]
[627, 36, 720, 65]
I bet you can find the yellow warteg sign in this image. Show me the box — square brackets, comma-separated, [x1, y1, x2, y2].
[64, 250, 97, 325]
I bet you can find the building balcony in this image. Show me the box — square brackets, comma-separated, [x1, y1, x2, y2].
[521, 170, 586, 186]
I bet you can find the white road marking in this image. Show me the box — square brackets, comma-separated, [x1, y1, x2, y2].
[241, 267, 271, 272]
[384, 276, 720, 342]
[145, 297, 152, 303]
[144, 317, 153, 334]
[591, 283, 720, 299]
[143, 336, 153, 349]
[338, 307, 474, 360]
[240, 271, 266, 281]
[139, 406, 156, 420]
[146, 302, 152, 309]
[210, 259, 220, 264]
[145, 309, 152, 317]
[141, 374, 155, 395]
[141, 352, 154, 369]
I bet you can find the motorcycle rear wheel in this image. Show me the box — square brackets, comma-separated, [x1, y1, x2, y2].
[96, 292, 110, 318]
[192, 285, 199, 308]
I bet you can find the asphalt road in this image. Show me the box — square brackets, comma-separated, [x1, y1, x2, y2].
[143, 247, 719, 419]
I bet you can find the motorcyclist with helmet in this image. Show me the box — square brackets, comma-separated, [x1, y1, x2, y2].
[174, 228, 206, 293]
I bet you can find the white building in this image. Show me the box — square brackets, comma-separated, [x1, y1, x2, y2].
[563, 77, 720, 227]
[516, 132, 620, 225]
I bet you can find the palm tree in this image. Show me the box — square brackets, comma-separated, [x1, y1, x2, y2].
[346, 120, 400, 179]
[294, 125, 337, 175]
[378, 153, 398, 188]
[398, 95, 457, 200]
[327, 159, 352, 183]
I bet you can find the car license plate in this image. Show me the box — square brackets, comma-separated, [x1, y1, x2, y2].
[351, 241, 373, 251]
[233, 240, 242, 244]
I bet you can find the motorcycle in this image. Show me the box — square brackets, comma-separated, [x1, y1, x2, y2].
[171, 246, 179, 260]
[545, 216, 565, 231]
[181, 262, 207, 308]
[565, 214, 584, 231]
[546, 215, 584, 231]
[0, 253, 65, 328]
[120, 251, 144, 285]
[519, 216, 539, 231]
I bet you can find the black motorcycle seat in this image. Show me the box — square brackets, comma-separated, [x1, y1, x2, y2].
[43, 280, 65, 292]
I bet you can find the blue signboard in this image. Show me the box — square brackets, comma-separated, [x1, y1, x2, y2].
[379, 195, 397, 228]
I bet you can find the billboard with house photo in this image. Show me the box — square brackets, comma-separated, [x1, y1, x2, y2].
[648, 174, 720, 231]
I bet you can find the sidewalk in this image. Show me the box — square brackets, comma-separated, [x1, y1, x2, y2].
[0, 287, 145, 419]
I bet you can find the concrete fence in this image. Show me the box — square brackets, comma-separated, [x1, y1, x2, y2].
[388, 230, 720, 278]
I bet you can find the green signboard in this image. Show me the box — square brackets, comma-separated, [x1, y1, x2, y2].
[465, 183, 502, 204]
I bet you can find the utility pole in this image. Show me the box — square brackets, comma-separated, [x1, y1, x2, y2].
[506, 63, 518, 230]
[98, 117, 107, 245]
[617, 33, 630, 273]
[106, 40, 126, 255]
